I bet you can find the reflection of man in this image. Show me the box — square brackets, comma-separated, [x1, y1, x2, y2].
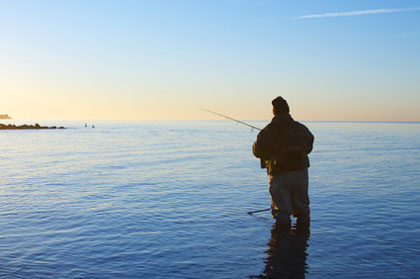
[253, 97, 314, 229]
[253, 225, 309, 279]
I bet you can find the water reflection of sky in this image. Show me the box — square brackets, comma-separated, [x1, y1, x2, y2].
[0, 121, 419, 278]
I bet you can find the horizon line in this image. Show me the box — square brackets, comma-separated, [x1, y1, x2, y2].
[2, 119, 420, 124]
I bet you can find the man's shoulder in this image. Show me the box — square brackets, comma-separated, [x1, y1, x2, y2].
[293, 120, 309, 130]
[259, 118, 277, 134]
[294, 121, 314, 140]
[295, 121, 309, 130]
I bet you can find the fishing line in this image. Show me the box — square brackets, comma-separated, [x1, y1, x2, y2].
[199, 108, 262, 132]
[201, 108, 273, 216]
[247, 208, 271, 215]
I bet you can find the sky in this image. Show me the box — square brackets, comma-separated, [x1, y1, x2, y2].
[1, 0, 419, 121]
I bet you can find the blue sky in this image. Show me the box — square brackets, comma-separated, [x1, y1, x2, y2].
[1, 0, 419, 121]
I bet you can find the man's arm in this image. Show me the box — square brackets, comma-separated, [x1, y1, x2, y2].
[304, 127, 314, 154]
[252, 127, 275, 159]
[252, 139, 264, 159]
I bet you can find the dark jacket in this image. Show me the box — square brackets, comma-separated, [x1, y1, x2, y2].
[253, 113, 314, 175]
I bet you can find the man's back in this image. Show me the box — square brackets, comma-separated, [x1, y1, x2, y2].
[253, 113, 314, 175]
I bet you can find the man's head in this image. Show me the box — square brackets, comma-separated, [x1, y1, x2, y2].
[272, 96, 289, 116]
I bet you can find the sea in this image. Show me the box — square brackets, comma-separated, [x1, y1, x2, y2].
[1, 120, 419, 279]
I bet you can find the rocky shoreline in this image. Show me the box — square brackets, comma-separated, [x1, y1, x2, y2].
[0, 123, 65, 130]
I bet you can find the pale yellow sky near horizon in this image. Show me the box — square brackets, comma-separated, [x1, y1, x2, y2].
[2, 73, 418, 122]
[2, 88, 418, 122]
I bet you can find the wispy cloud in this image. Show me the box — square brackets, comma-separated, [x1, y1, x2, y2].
[295, 7, 420, 19]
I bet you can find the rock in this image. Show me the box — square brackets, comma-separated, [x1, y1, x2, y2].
[0, 123, 66, 130]
[0, 114, 12, 120]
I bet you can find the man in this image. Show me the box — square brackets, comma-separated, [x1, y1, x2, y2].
[253, 97, 314, 229]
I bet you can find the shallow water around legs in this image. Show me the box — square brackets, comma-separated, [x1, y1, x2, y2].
[1, 121, 419, 278]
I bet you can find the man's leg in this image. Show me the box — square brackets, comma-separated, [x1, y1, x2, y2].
[269, 174, 292, 227]
[291, 169, 310, 229]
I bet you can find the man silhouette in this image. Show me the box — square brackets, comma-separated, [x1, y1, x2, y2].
[253, 97, 314, 229]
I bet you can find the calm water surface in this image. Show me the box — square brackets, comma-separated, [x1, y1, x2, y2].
[1, 121, 419, 278]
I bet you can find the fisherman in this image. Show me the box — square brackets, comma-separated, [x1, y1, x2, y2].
[253, 97, 314, 229]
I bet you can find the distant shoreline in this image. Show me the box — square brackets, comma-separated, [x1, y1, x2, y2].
[0, 123, 65, 130]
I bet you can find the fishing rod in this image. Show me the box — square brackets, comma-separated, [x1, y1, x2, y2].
[199, 108, 262, 132]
